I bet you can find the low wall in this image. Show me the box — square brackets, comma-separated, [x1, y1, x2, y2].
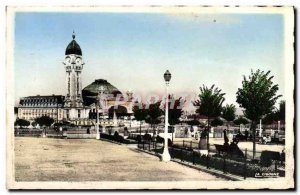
[66, 134, 96, 139]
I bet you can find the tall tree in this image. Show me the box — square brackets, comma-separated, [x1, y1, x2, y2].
[233, 116, 250, 125]
[187, 119, 200, 130]
[222, 104, 236, 131]
[35, 116, 54, 127]
[193, 84, 225, 148]
[15, 118, 30, 128]
[163, 95, 185, 125]
[262, 112, 278, 125]
[278, 100, 285, 121]
[211, 117, 224, 127]
[236, 69, 281, 158]
[262, 100, 285, 125]
[145, 101, 163, 136]
[132, 102, 147, 135]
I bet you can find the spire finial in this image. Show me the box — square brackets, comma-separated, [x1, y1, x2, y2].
[72, 30, 75, 39]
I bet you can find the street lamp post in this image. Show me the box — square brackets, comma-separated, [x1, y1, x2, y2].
[96, 86, 105, 139]
[162, 70, 171, 162]
[100, 86, 106, 133]
[171, 126, 174, 143]
[95, 92, 101, 140]
[259, 119, 262, 137]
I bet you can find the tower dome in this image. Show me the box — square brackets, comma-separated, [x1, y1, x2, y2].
[65, 32, 82, 55]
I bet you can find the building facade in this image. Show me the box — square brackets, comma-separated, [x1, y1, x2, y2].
[82, 79, 134, 120]
[16, 32, 133, 125]
[17, 95, 65, 121]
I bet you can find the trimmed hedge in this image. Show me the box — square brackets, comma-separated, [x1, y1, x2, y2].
[162, 147, 284, 178]
[127, 134, 142, 142]
[156, 135, 173, 146]
[260, 151, 280, 167]
[100, 133, 136, 144]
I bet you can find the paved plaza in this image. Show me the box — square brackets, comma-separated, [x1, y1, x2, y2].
[15, 137, 225, 181]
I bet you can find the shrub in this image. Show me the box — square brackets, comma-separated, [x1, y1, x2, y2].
[116, 135, 124, 143]
[34, 116, 54, 127]
[113, 131, 119, 138]
[156, 135, 164, 143]
[108, 128, 112, 135]
[260, 151, 280, 167]
[155, 135, 172, 146]
[168, 147, 285, 178]
[143, 133, 152, 142]
[15, 119, 30, 127]
[136, 135, 142, 142]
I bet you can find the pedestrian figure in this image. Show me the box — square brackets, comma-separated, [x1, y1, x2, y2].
[245, 130, 249, 141]
[184, 127, 188, 138]
[42, 127, 47, 138]
[195, 131, 199, 140]
[223, 129, 229, 147]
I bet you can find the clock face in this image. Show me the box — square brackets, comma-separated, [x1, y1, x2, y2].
[65, 57, 71, 63]
[76, 57, 82, 64]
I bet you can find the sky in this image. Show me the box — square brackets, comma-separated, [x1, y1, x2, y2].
[14, 12, 285, 111]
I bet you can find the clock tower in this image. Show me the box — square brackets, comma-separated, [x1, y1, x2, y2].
[63, 32, 85, 119]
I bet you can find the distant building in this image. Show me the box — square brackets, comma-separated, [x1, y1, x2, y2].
[82, 79, 133, 119]
[17, 95, 64, 121]
[16, 32, 133, 124]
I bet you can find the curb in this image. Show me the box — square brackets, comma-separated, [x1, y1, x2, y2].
[98, 138, 123, 145]
[171, 159, 243, 181]
[136, 148, 162, 159]
[99, 138, 138, 146]
[135, 148, 244, 181]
